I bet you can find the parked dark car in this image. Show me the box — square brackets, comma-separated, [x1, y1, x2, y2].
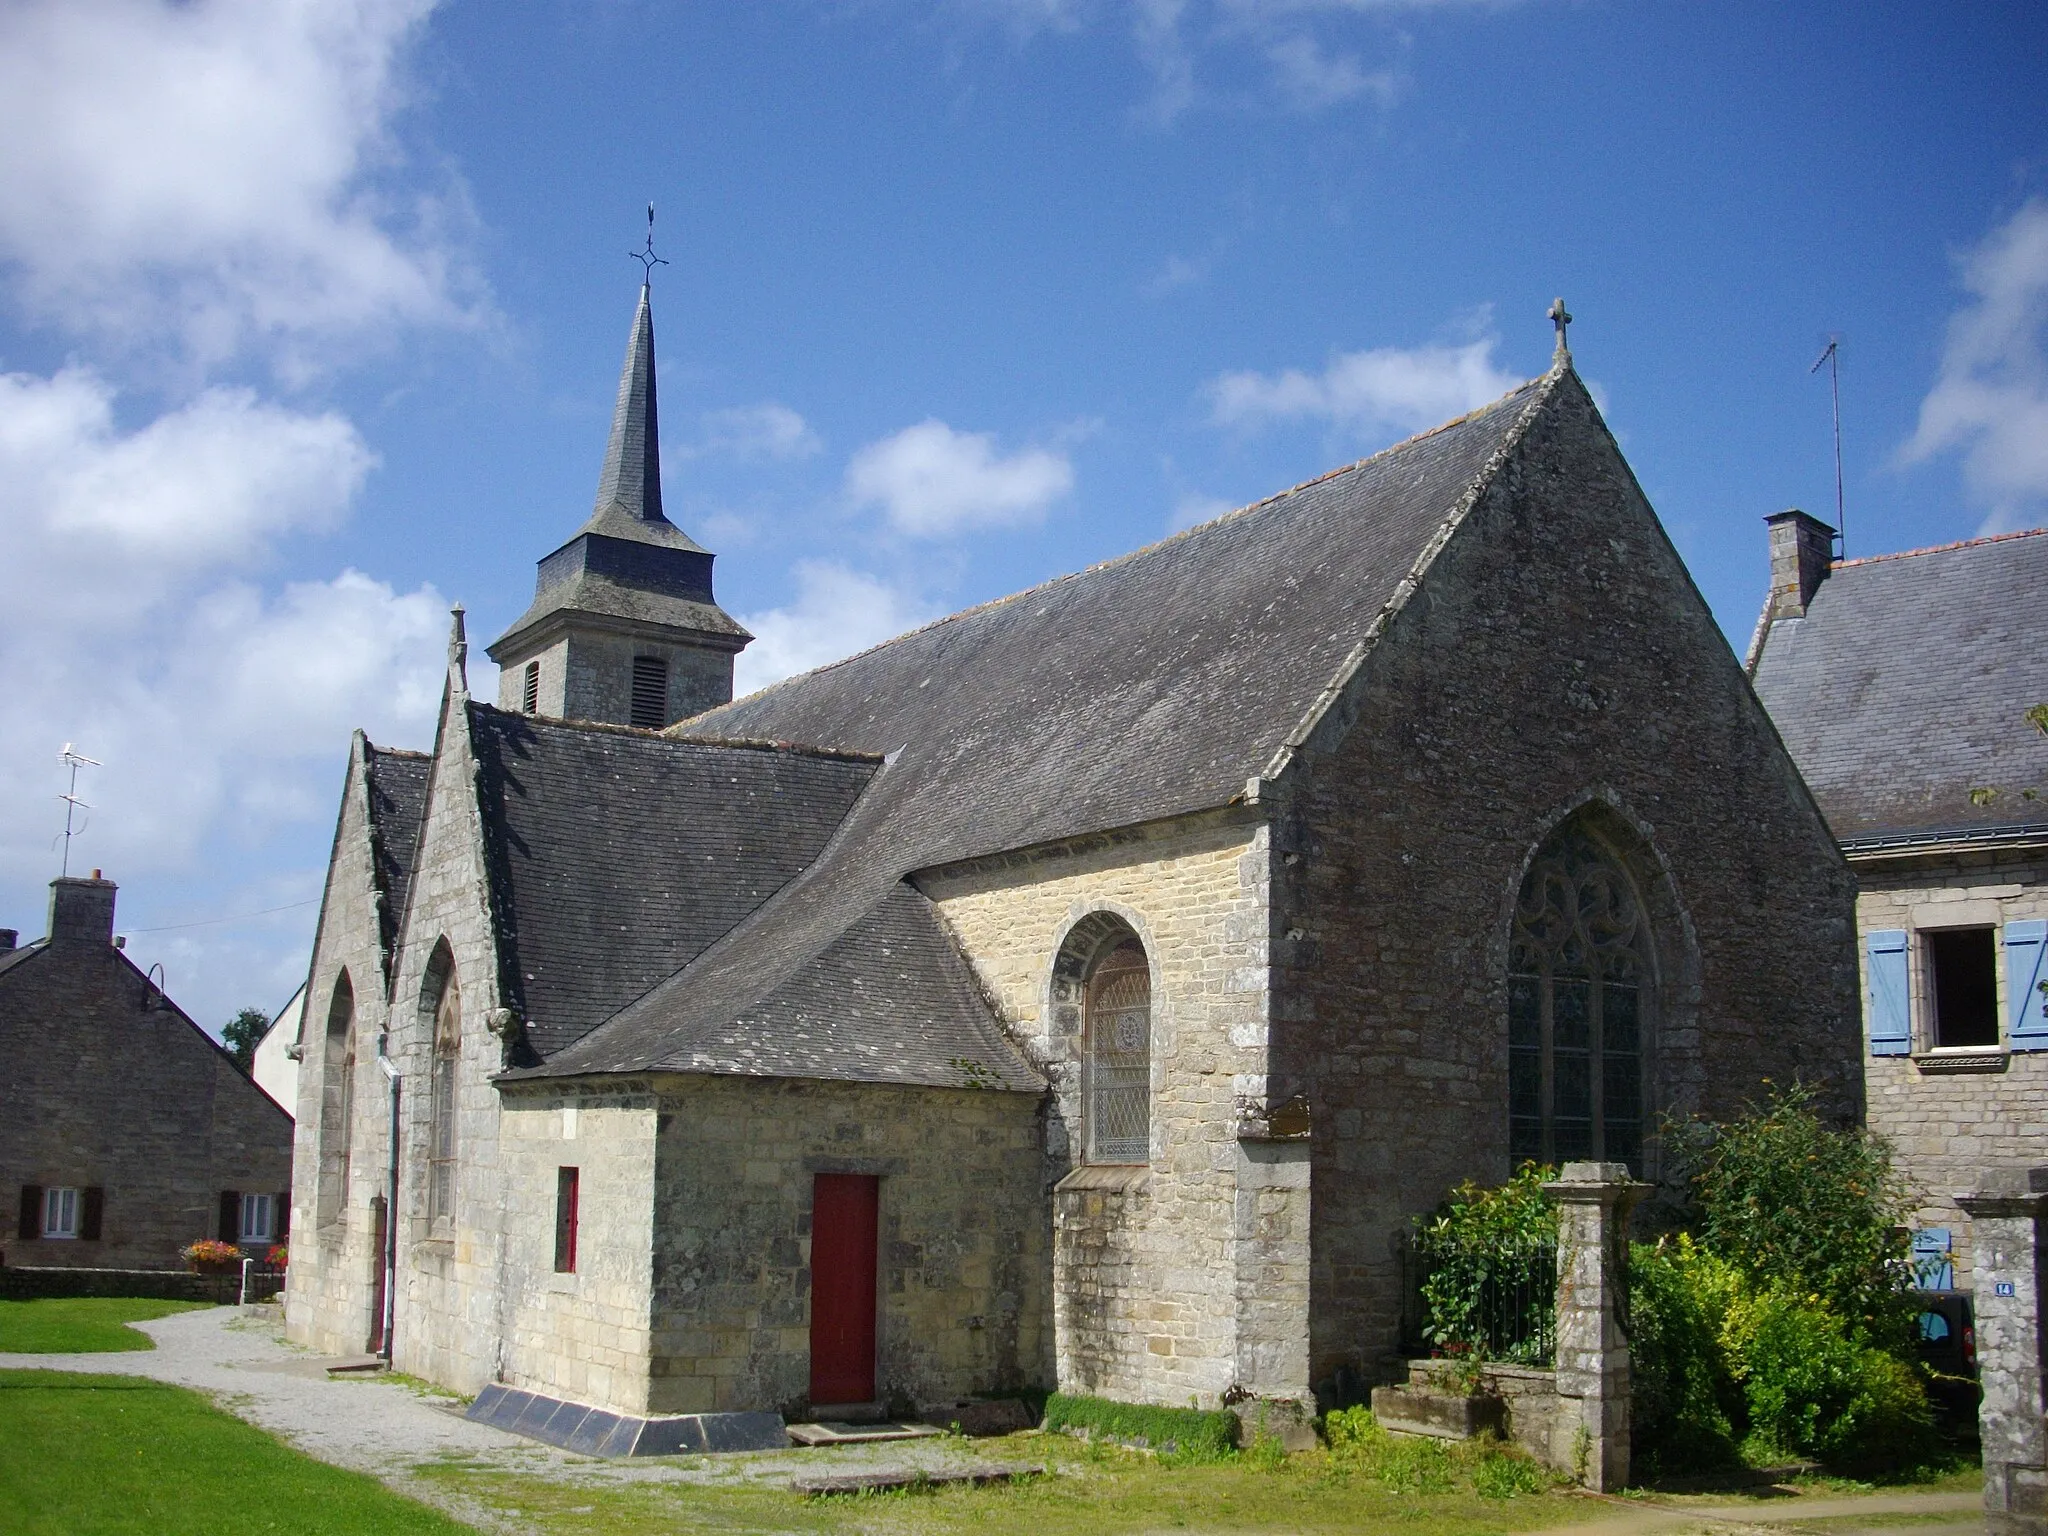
[1916, 1290, 1976, 1376]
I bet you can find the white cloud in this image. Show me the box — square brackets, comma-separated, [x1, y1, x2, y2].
[1261, 31, 1397, 110]
[0, 0, 481, 372]
[1209, 332, 1521, 439]
[845, 419, 1075, 536]
[734, 561, 937, 696]
[1903, 198, 2048, 534]
[0, 366, 447, 890]
[681, 403, 823, 462]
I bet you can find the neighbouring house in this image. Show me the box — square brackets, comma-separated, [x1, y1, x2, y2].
[287, 283, 1859, 1433]
[1, 874, 295, 1270]
[252, 983, 305, 1117]
[1750, 513, 2048, 1288]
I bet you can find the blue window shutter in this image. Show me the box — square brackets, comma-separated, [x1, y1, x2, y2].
[1866, 929, 1911, 1056]
[2007, 920, 2048, 1051]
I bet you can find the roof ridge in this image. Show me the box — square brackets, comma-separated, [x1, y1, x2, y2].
[1833, 525, 2048, 571]
[467, 700, 882, 761]
[715, 372, 1549, 713]
[364, 744, 431, 763]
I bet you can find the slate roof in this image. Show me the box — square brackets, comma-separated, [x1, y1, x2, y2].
[1751, 528, 2048, 846]
[467, 704, 890, 1058]
[529, 370, 1558, 1080]
[363, 745, 430, 963]
[0, 941, 45, 982]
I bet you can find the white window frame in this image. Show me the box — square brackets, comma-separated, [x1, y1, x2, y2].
[42, 1186, 79, 1239]
[240, 1192, 275, 1243]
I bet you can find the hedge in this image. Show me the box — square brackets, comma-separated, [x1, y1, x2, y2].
[1041, 1391, 1238, 1460]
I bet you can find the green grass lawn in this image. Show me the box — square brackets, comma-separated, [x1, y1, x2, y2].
[408, 1429, 1599, 1536]
[0, 1297, 213, 1352]
[0, 1371, 471, 1535]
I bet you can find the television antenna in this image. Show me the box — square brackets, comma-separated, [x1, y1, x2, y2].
[1811, 336, 1844, 557]
[56, 743, 100, 877]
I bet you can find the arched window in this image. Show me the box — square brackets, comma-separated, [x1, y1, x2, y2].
[422, 949, 460, 1231]
[319, 972, 355, 1228]
[1085, 940, 1152, 1164]
[1508, 824, 1648, 1171]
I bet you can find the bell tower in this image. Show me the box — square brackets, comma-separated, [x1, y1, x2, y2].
[488, 279, 750, 728]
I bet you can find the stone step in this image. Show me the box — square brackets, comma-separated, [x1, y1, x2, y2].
[786, 1420, 944, 1446]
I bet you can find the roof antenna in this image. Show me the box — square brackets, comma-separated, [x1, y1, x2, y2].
[1811, 335, 1844, 559]
[56, 743, 100, 878]
[1548, 297, 1573, 364]
[630, 203, 668, 287]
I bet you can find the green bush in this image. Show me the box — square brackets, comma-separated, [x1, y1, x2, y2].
[1685, 1083, 1916, 1352]
[1627, 1236, 1743, 1475]
[1723, 1284, 1935, 1470]
[1041, 1392, 1238, 1462]
[1413, 1163, 1560, 1364]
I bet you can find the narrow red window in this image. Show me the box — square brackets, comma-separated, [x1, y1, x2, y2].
[554, 1167, 579, 1274]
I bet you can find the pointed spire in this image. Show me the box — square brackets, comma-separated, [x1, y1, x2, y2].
[592, 283, 667, 525]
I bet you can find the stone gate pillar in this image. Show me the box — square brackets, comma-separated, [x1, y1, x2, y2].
[1959, 1167, 2048, 1536]
[1544, 1162, 1650, 1492]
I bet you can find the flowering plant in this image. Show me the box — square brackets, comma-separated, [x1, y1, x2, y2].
[182, 1239, 243, 1273]
[266, 1244, 289, 1270]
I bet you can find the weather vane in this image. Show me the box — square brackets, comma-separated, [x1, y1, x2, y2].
[630, 203, 668, 284]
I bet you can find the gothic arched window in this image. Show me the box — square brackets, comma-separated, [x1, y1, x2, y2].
[319, 972, 355, 1228]
[1085, 941, 1152, 1164]
[422, 949, 460, 1231]
[1508, 825, 1648, 1172]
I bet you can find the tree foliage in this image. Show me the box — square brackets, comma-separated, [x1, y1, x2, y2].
[1686, 1082, 1916, 1350]
[220, 1007, 270, 1073]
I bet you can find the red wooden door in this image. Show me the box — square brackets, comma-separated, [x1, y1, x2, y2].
[809, 1173, 879, 1405]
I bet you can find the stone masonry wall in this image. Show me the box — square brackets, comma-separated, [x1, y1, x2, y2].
[1269, 373, 1863, 1392]
[288, 737, 395, 1357]
[646, 1073, 1045, 1417]
[384, 696, 518, 1397]
[1, 925, 293, 1272]
[920, 812, 1301, 1408]
[1858, 846, 2048, 1288]
[497, 1086, 658, 1413]
[565, 630, 734, 727]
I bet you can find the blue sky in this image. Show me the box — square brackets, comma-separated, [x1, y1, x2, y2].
[1, 0, 2044, 1033]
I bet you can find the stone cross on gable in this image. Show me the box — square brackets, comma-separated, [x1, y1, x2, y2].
[1549, 297, 1573, 357]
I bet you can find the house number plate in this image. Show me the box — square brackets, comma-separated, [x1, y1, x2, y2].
[1997, 1282, 2017, 1296]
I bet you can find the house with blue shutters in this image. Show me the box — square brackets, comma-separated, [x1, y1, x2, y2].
[1750, 512, 2048, 1288]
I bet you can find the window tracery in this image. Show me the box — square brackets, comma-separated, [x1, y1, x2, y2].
[1508, 826, 1647, 1171]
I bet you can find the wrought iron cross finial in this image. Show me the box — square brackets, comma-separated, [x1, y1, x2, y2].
[631, 202, 668, 285]
[1548, 296, 1573, 356]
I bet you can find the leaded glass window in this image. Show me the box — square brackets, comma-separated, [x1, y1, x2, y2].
[1508, 827, 1646, 1171]
[427, 968, 460, 1229]
[1086, 942, 1151, 1164]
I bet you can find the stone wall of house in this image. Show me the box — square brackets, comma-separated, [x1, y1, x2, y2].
[1267, 374, 1863, 1392]
[288, 737, 393, 1357]
[645, 1073, 1045, 1417]
[921, 812, 1304, 1409]
[0, 888, 292, 1273]
[1857, 845, 2048, 1289]
[497, 1086, 658, 1413]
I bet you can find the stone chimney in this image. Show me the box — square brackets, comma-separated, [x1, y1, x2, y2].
[47, 872, 116, 945]
[0, 930, 15, 952]
[1764, 509, 1836, 620]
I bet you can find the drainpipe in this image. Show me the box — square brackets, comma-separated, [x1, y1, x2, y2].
[375, 1036, 401, 1364]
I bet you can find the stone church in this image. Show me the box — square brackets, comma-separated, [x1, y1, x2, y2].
[286, 283, 1859, 1437]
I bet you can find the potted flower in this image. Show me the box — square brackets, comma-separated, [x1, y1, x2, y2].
[266, 1243, 288, 1272]
[182, 1239, 243, 1275]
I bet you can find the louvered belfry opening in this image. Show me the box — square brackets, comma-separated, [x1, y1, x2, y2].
[522, 660, 540, 715]
[630, 654, 669, 729]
